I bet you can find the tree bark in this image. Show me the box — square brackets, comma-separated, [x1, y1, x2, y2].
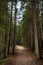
[32, 0, 40, 58]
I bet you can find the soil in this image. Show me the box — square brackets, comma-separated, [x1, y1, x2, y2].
[2, 45, 43, 65]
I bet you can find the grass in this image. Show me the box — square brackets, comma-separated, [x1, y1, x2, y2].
[0, 59, 5, 64]
[0, 58, 6, 65]
[0, 55, 12, 65]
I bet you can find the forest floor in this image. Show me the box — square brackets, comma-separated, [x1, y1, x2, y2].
[2, 45, 43, 65]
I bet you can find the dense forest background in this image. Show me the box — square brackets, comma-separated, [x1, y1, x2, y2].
[0, 0, 43, 62]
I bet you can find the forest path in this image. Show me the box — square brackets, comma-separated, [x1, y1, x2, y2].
[3, 45, 43, 65]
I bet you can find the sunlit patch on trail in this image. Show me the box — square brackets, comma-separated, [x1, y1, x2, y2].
[15, 45, 26, 50]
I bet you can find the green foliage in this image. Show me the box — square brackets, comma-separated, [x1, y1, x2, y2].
[0, 58, 6, 64]
[16, 23, 22, 45]
[0, 0, 11, 58]
[21, 4, 32, 46]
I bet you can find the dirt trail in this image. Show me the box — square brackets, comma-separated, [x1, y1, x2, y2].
[3, 45, 43, 65]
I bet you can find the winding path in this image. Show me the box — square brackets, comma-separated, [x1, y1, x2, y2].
[3, 45, 43, 65]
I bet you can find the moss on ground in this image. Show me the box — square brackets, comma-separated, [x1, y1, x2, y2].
[0, 58, 6, 65]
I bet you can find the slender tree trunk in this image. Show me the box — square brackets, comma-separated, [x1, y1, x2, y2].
[7, 30, 10, 54]
[32, 0, 40, 58]
[12, 2, 17, 54]
[3, 31, 7, 58]
[30, 21, 35, 51]
[3, 2, 8, 58]
[7, 1, 13, 54]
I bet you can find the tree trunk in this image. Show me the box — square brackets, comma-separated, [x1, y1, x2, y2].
[32, 0, 40, 58]
[3, 32, 7, 58]
[7, 31, 10, 54]
[12, 2, 16, 54]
